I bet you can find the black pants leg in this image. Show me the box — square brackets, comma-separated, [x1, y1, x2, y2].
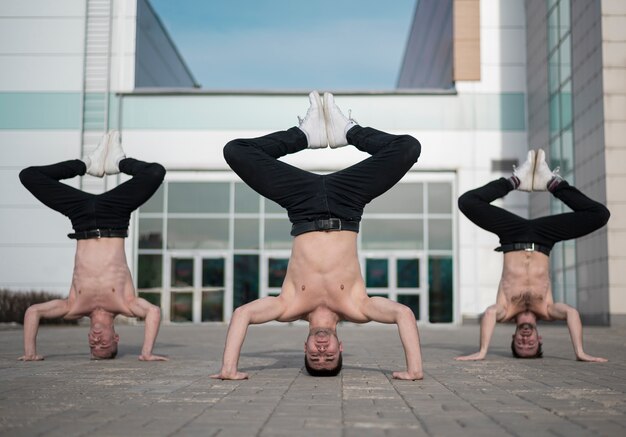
[224, 126, 421, 223]
[20, 158, 165, 231]
[458, 178, 610, 247]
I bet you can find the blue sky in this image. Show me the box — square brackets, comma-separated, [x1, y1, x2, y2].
[149, 0, 416, 91]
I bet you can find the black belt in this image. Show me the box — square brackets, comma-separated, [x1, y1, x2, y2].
[495, 243, 551, 256]
[67, 228, 128, 240]
[291, 218, 360, 236]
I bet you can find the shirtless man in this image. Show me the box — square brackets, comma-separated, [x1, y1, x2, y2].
[212, 91, 423, 380]
[456, 150, 610, 361]
[18, 131, 167, 361]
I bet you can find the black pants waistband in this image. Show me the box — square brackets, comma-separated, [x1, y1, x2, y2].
[68, 228, 128, 240]
[495, 242, 551, 256]
[291, 218, 360, 236]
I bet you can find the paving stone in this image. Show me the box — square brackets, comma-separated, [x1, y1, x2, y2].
[1, 323, 625, 436]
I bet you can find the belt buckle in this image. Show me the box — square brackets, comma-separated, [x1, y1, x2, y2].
[95, 229, 101, 239]
[328, 218, 341, 231]
[525, 243, 535, 252]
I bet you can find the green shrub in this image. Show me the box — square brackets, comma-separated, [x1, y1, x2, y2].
[0, 289, 78, 325]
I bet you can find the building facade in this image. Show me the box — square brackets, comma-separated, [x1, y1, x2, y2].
[1, 0, 623, 325]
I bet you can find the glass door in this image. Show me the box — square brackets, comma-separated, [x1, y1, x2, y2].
[166, 253, 228, 322]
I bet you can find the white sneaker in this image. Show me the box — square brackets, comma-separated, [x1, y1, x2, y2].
[104, 130, 126, 175]
[323, 92, 357, 148]
[532, 149, 556, 191]
[513, 150, 536, 192]
[83, 132, 110, 177]
[298, 91, 327, 149]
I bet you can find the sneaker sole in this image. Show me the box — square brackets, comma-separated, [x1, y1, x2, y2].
[323, 93, 337, 148]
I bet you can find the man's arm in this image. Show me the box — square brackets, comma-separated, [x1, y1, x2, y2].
[361, 297, 423, 380]
[128, 297, 168, 361]
[211, 296, 286, 380]
[19, 299, 69, 361]
[455, 303, 505, 361]
[548, 303, 607, 362]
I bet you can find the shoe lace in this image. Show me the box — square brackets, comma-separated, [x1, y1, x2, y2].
[552, 166, 561, 178]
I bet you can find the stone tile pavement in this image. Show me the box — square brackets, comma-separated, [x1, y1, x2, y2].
[1, 321, 625, 436]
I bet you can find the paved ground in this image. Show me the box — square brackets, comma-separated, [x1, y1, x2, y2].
[1, 321, 625, 437]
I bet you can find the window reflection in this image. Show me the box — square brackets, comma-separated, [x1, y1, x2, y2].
[168, 182, 229, 213]
[268, 258, 289, 288]
[202, 290, 224, 321]
[234, 255, 259, 309]
[138, 254, 162, 289]
[171, 292, 193, 322]
[138, 218, 163, 249]
[367, 183, 423, 213]
[171, 258, 193, 287]
[362, 219, 423, 250]
[398, 294, 420, 319]
[167, 219, 229, 249]
[397, 258, 420, 288]
[366, 258, 388, 288]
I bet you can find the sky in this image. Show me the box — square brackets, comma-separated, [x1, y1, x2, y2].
[149, 0, 417, 91]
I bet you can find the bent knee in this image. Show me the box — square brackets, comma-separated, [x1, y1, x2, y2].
[594, 204, 611, 227]
[457, 192, 476, 214]
[395, 136, 421, 163]
[19, 167, 38, 187]
[147, 163, 166, 182]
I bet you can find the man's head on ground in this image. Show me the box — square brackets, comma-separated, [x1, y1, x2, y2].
[511, 311, 543, 358]
[304, 327, 343, 376]
[88, 312, 119, 359]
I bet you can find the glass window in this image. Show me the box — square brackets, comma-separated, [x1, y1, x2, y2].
[171, 292, 193, 322]
[138, 218, 163, 249]
[137, 254, 162, 289]
[234, 254, 259, 309]
[560, 92, 572, 135]
[429, 256, 453, 323]
[428, 219, 453, 250]
[548, 51, 560, 94]
[234, 218, 260, 250]
[428, 183, 452, 214]
[366, 258, 388, 288]
[171, 258, 193, 287]
[138, 292, 161, 307]
[139, 184, 164, 213]
[235, 182, 260, 213]
[268, 258, 289, 288]
[202, 290, 224, 321]
[168, 182, 229, 213]
[549, 94, 560, 134]
[547, 7, 559, 50]
[264, 218, 292, 249]
[561, 128, 574, 176]
[362, 219, 424, 250]
[397, 258, 420, 288]
[167, 218, 229, 249]
[202, 258, 224, 287]
[398, 294, 420, 320]
[368, 293, 389, 298]
[367, 183, 423, 213]
[265, 198, 286, 214]
[559, 34, 571, 78]
[558, 0, 570, 40]
[564, 266, 577, 306]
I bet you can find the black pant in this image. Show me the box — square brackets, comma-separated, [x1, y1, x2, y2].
[223, 126, 421, 230]
[19, 158, 165, 233]
[458, 178, 610, 249]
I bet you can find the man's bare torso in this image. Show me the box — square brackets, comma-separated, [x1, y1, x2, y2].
[275, 231, 370, 323]
[498, 250, 553, 321]
[65, 238, 135, 319]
